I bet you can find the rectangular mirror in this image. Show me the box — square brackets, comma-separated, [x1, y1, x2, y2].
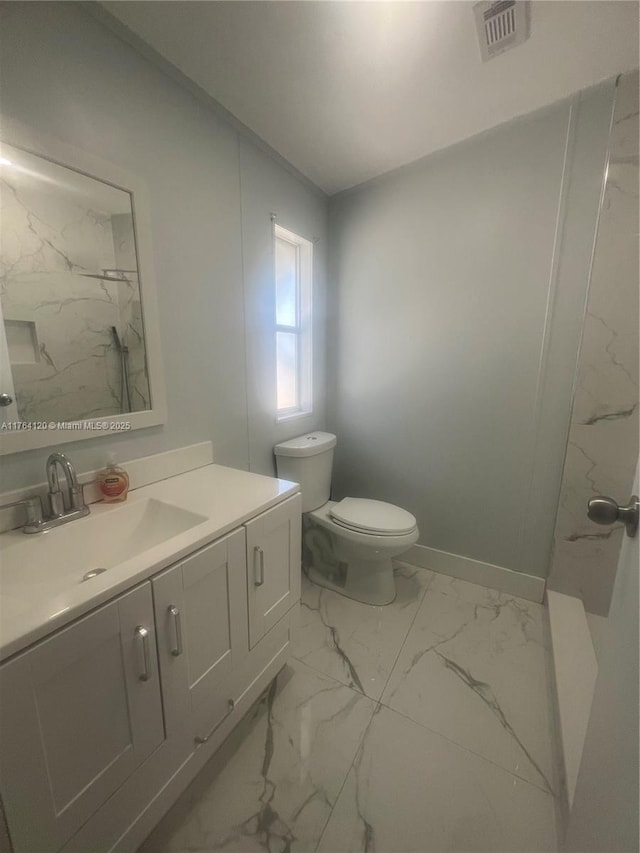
[0, 120, 166, 453]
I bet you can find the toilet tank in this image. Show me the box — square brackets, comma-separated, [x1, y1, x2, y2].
[274, 432, 337, 512]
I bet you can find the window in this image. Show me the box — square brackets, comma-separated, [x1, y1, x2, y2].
[274, 224, 312, 420]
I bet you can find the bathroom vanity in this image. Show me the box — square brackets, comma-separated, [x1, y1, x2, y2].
[0, 464, 301, 853]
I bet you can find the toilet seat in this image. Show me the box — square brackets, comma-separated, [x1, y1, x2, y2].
[329, 498, 417, 536]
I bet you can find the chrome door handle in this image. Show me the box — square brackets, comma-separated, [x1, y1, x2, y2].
[254, 546, 265, 586]
[135, 625, 151, 681]
[587, 494, 639, 538]
[168, 605, 183, 657]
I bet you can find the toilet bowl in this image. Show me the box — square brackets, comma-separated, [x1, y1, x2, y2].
[274, 432, 419, 606]
[305, 499, 419, 604]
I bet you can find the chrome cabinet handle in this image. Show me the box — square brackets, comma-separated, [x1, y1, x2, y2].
[135, 625, 151, 681]
[168, 605, 183, 657]
[587, 494, 639, 538]
[254, 546, 265, 586]
[195, 699, 235, 745]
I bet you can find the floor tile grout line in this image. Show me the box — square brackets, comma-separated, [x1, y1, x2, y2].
[374, 569, 556, 798]
[280, 655, 381, 853]
[290, 653, 373, 698]
[312, 698, 382, 853]
[301, 564, 435, 853]
[299, 566, 554, 795]
[290, 652, 351, 691]
[375, 564, 438, 704]
[296, 563, 436, 702]
[294, 634, 555, 797]
[278, 656, 381, 853]
[376, 699, 557, 799]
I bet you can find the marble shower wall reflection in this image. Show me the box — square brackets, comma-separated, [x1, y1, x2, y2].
[0, 149, 150, 423]
[111, 214, 151, 414]
[549, 71, 639, 615]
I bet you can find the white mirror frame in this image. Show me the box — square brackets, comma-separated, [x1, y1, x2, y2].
[0, 117, 167, 454]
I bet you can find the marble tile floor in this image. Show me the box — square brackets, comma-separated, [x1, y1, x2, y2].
[139, 564, 558, 853]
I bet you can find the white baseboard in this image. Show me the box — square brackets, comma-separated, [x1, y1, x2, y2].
[403, 543, 545, 603]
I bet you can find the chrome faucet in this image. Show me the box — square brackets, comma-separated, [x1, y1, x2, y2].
[46, 452, 88, 518]
[0, 452, 90, 534]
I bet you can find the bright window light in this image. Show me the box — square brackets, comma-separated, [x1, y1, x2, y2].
[274, 224, 312, 420]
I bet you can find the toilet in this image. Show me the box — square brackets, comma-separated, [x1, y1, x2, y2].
[274, 431, 419, 605]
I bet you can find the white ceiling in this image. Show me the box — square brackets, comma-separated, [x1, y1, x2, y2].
[102, 1, 639, 195]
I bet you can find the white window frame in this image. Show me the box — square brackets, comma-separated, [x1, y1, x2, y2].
[274, 223, 313, 422]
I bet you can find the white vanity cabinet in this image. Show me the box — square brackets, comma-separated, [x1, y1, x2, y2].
[245, 494, 301, 647]
[153, 494, 302, 743]
[0, 481, 302, 853]
[152, 528, 249, 745]
[0, 583, 163, 853]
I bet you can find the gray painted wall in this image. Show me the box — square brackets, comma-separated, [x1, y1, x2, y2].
[327, 83, 615, 579]
[0, 1, 620, 587]
[0, 1, 328, 490]
[239, 139, 328, 476]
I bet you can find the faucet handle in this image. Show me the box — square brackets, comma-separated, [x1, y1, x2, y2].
[0, 496, 44, 529]
[22, 496, 44, 525]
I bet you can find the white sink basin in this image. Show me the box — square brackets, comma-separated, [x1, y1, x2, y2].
[0, 498, 208, 626]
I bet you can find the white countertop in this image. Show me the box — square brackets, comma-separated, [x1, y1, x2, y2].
[0, 464, 299, 663]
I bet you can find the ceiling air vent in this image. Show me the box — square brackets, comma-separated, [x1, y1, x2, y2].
[474, 0, 530, 62]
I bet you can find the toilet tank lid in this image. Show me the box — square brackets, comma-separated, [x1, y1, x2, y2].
[274, 432, 337, 458]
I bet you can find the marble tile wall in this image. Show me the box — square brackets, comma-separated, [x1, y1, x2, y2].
[0, 170, 150, 423]
[549, 71, 639, 616]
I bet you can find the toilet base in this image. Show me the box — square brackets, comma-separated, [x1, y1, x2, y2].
[302, 504, 418, 607]
[306, 558, 396, 606]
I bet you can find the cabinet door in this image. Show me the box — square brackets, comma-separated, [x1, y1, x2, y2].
[0, 584, 164, 853]
[244, 493, 302, 648]
[153, 529, 248, 746]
